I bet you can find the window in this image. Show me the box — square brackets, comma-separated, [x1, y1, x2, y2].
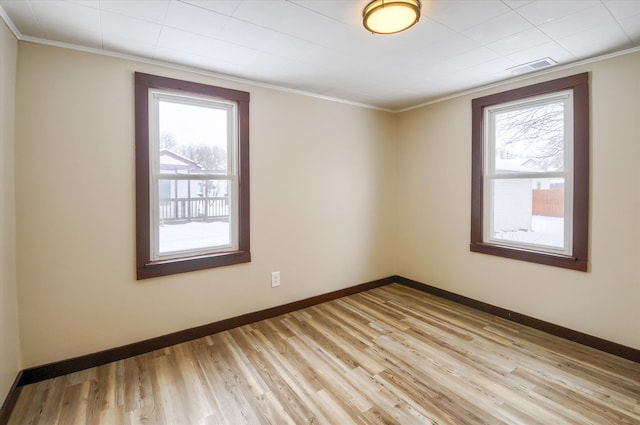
[135, 73, 250, 279]
[471, 73, 589, 271]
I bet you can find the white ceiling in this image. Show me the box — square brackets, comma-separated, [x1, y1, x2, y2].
[1, 0, 639, 111]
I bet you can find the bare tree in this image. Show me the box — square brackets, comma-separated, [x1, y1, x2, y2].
[160, 131, 227, 172]
[495, 102, 564, 171]
[160, 131, 178, 150]
[179, 144, 227, 172]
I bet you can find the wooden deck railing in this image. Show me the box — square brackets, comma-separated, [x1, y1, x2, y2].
[159, 196, 229, 223]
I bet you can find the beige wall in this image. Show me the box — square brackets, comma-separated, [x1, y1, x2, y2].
[0, 19, 20, 401]
[8, 39, 640, 372]
[396, 51, 640, 350]
[15, 42, 397, 367]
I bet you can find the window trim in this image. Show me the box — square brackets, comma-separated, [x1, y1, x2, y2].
[470, 73, 589, 271]
[135, 72, 250, 279]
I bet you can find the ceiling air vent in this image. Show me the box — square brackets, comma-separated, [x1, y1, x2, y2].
[507, 57, 557, 75]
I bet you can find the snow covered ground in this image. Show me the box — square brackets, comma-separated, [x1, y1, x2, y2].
[493, 215, 564, 248]
[159, 221, 230, 254]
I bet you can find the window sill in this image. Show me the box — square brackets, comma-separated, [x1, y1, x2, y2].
[137, 250, 251, 280]
[470, 242, 587, 272]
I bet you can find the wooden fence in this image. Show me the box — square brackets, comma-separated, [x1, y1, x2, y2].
[532, 189, 564, 217]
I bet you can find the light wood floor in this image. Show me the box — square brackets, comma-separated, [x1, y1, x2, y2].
[8, 283, 640, 424]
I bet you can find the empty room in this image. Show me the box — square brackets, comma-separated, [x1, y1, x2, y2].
[0, 0, 639, 424]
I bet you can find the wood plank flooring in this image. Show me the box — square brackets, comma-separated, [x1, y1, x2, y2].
[8, 283, 640, 424]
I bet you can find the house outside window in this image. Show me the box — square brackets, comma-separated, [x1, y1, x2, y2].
[470, 73, 589, 271]
[135, 73, 250, 279]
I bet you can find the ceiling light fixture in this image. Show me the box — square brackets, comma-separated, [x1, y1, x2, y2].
[363, 0, 421, 34]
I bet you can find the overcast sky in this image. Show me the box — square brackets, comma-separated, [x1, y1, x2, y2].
[159, 100, 228, 150]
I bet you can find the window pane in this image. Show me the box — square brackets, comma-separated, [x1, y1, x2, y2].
[155, 97, 235, 258]
[158, 179, 232, 255]
[494, 101, 564, 173]
[490, 177, 565, 249]
[159, 100, 229, 174]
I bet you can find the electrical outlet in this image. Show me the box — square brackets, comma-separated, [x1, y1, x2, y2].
[271, 271, 281, 287]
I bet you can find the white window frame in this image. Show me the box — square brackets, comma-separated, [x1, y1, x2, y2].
[483, 91, 574, 256]
[148, 90, 239, 261]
